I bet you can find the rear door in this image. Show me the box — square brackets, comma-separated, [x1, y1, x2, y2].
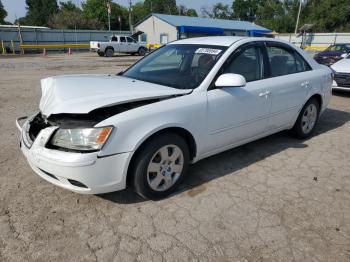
[119, 36, 128, 52]
[264, 42, 312, 129]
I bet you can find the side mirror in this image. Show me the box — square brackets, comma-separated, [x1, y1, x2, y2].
[341, 53, 348, 58]
[215, 73, 246, 88]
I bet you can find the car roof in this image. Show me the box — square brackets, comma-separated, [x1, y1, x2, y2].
[169, 36, 290, 47]
[169, 36, 246, 46]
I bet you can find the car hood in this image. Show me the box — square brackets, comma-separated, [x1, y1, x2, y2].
[40, 74, 192, 117]
[331, 59, 350, 73]
[316, 51, 342, 57]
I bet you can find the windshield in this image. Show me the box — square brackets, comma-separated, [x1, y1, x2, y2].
[122, 44, 227, 89]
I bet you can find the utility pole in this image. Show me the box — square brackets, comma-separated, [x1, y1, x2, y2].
[295, 0, 302, 35]
[107, 2, 111, 31]
[129, 0, 133, 34]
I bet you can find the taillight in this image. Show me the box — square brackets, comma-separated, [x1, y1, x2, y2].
[97, 43, 100, 48]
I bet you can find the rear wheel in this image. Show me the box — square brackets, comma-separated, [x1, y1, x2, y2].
[290, 98, 320, 139]
[105, 48, 114, 57]
[131, 133, 189, 200]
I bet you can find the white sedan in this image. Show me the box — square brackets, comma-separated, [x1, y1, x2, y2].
[331, 56, 350, 91]
[17, 37, 332, 199]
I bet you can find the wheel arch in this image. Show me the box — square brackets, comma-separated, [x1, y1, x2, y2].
[105, 46, 114, 51]
[126, 127, 197, 186]
[310, 93, 323, 109]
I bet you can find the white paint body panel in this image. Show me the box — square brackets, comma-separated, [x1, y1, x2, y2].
[331, 58, 350, 73]
[331, 59, 350, 91]
[19, 37, 332, 194]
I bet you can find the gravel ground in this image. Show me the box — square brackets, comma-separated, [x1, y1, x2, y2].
[0, 52, 350, 262]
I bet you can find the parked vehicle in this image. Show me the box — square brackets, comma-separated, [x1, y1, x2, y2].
[17, 37, 332, 199]
[314, 44, 350, 66]
[90, 35, 148, 57]
[331, 55, 350, 91]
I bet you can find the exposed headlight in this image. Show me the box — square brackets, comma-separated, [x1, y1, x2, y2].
[50, 127, 113, 151]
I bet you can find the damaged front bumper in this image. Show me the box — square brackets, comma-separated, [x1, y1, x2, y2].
[17, 115, 133, 194]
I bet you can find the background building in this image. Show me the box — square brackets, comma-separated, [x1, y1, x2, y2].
[135, 13, 272, 46]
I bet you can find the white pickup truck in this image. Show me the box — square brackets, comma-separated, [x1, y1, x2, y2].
[90, 35, 148, 57]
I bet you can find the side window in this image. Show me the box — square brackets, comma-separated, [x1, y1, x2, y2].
[267, 46, 298, 77]
[340, 46, 347, 53]
[140, 33, 147, 43]
[120, 37, 126, 43]
[267, 45, 312, 77]
[295, 52, 312, 72]
[224, 46, 264, 82]
[111, 36, 118, 42]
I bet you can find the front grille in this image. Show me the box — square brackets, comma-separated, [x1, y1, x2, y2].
[334, 73, 350, 88]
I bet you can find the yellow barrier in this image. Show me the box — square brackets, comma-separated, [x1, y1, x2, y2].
[303, 45, 330, 52]
[146, 43, 161, 49]
[20, 43, 90, 49]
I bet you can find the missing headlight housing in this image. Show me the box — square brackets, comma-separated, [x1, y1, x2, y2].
[49, 126, 113, 152]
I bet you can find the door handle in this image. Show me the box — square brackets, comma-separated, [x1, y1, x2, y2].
[259, 91, 271, 97]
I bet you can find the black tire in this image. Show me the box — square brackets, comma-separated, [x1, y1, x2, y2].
[138, 47, 147, 56]
[290, 97, 320, 139]
[97, 51, 105, 57]
[130, 133, 190, 200]
[105, 48, 114, 57]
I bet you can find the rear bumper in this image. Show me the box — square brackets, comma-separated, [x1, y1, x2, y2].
[19, 119, 133, 194]
[90, 48, 100, 52]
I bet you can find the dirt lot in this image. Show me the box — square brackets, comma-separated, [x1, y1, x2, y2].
[0, 52, 349, 262]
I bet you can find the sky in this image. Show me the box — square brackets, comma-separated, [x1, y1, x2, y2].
[2, 0, 233, 23]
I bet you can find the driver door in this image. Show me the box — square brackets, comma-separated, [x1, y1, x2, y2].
[207, 43, 271, 150]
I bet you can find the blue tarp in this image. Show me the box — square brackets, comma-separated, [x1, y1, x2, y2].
[249, 29, 272, 37]
[178, 26, 224, 35]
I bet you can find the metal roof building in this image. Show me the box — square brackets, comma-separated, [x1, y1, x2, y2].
[135, 13, 271, 45]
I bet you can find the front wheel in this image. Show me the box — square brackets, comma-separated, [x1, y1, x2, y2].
[131, 133, 190, 200]
[138, 47, 147, 56]
[290, 98, 320, 139]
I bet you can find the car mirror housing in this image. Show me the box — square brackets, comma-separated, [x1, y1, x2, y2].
[215, 73, 246, 88]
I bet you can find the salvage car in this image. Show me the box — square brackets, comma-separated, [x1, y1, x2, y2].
[314, 44, 350, 66]
[17, 37, 332, 199]
[90, 35, 148, 57]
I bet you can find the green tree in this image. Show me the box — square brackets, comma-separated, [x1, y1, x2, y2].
[0, 0, 7, 24]
[186, 8, 198, 17]
[304, 0, 350, 32]
[178, 5, 198, 17]
[132, 2, 148, 24]
[82, 0, 129, 30]
[49, 1, 99, 29]
[232, 0, 260, 21]
[202, 3, 232, 19]
[20, 0, 59, 26]
[143, 0, 177, 15]
[59, 0, 80, 12]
